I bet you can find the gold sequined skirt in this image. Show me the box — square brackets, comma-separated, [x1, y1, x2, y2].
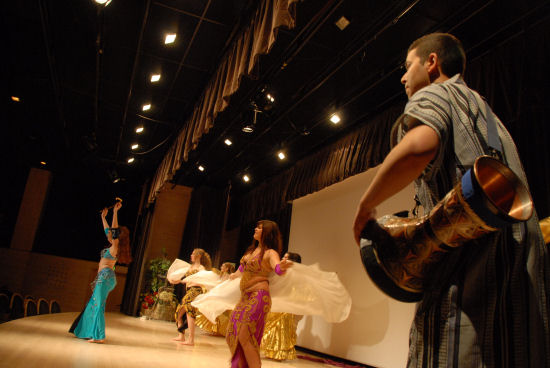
[174, 286, 203, 320]
[261, 312, 298, 361]
[195, 310, 231, 336]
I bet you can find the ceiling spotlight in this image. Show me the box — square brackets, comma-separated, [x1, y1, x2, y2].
[150, 74, 161, 82]
[136, 126, 144, 133]
[40, 161, 46, 166]
[277, 151, 286, 160]
[11, 96, 20, 102]
[224, 139, 232, 146]
[127, 157, 135, 163]
[330, 113, 341, 124]
[243, 174, 250, 183]
[198, 165, 205, 172]
[251, 86, 275, 112]
[94, 0, 112, 6]
[113, 177, 121, 184]
[165, 33, 177, 44]
[131, 144, 139, 150]
[142, 103, 151, 111]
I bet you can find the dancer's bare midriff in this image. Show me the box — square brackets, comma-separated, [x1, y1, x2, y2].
[98, 258, 116, 272]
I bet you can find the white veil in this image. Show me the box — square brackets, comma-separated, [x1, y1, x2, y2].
[192, 262, 351, 324]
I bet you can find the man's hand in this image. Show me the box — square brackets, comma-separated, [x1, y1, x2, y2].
[353, 207, 377, 246]
[101, 208, 108, 218]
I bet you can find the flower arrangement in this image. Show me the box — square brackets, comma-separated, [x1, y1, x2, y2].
[139, 248, 171, 317]
[140, 291, 158, 312]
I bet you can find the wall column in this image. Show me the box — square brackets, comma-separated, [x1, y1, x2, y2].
[10, 168, 52, 251]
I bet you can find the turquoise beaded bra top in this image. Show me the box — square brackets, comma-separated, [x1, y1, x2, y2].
[100, 248, 117, 260]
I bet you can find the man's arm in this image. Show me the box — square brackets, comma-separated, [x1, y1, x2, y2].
[353, 122, 440, 244]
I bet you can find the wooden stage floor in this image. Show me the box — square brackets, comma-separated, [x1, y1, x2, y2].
[0, 312, 334, 368]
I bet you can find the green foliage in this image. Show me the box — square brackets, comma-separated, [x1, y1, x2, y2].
[144, 248, 171, 293]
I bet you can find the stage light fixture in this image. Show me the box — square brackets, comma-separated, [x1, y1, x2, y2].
[243, 174, 250, 183]
[142, 103, 151, 111]
[136, 127, 144, 133]
[251, 86, 275, 112]
[94, 0, 112, 6]
[198, 165, 205, 172]
[40, 161, 46, 166]
[151, 74, 161, 82]
[242, 109, 260, 133]
[127, 157, 135, 163]
[11, 96, 20, 102]
[165, 33, 176, 44]
[131, 144, 139, 150]
[277, 151, 286, 160]
[224, 139, 233, 146]
[330, 113, 341, 124]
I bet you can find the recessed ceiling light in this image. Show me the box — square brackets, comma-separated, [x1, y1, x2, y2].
[224, 139, 232, 146]
[330, 113, 341, 124]
[243, 174, 250, 182]
[127, 157, 135, 163]
[131, 144, 139, 150]
[335, 16, 350, 31]
[198, 165, 205, 172]
[11, 96, 20, 102]
[165, 33, 176, 44]
[278, 151, 286, 160]
[142, 104, 151, 111]
[151, 74, 161, 82]
[136, 126, 144, 133]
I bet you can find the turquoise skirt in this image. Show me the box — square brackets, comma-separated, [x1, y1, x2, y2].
[71, 268, 116, 340]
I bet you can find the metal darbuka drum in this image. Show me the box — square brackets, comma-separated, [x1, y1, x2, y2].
[359, 156, 533, 302]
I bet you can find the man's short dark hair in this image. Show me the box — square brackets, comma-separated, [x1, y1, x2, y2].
[409, 33, 466, 77]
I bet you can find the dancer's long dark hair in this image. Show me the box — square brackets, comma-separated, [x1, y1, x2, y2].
[116, 226, 132, 265]
[244, 220, 283, 264]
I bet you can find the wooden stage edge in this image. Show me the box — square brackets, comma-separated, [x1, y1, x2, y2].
[0, 312, 335, 368]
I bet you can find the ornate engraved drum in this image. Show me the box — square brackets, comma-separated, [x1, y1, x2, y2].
[359, 156, 533, 302]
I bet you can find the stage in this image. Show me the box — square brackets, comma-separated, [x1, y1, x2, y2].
[0, 312, 335, 367]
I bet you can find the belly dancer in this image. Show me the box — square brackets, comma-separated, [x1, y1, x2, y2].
[226, 220, 292, 368]
[70, 201, 132, 343]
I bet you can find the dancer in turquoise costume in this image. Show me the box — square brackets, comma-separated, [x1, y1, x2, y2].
[69, 200, 132, 343]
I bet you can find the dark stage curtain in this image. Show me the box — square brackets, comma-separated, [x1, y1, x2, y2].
[121, 205, 154, 316]
[465, 19, 550, 219]
[179, 186, 229, 266]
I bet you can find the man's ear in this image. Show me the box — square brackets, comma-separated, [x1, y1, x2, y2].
[426, 52, 440, 78]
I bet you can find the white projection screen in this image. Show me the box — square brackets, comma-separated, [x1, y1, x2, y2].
[288, 166, 417, 368]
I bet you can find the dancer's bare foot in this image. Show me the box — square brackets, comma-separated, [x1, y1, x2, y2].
[88, 339, 105, 344]
[172, 333, 185, 342]
[178, 340, 194, 346]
